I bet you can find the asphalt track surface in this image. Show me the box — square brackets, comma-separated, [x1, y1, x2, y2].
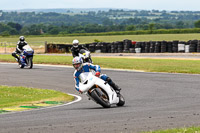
[1, 63, 200, 133]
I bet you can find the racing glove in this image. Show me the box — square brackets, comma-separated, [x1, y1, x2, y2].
[75, 87, 82, 93]
[95, 71, 100, 77]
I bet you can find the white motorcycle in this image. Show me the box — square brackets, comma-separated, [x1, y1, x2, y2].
[79, 49, 93, 63]
[79, 72, 125, 108]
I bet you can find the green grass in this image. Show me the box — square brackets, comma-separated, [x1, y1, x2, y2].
[94, 57, 200, 74]
[0, 85, 74, 108]
[143, 126, 200, 133]
[1, 54, 200, 132]
[0, 33, 200, 46]
[1, 54, 200, 74]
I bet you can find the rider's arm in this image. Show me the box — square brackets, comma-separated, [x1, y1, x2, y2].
[73, 71, 82, 93]
[87, 63, 101, 72]
[16, 41, 21, 52]
[80, 45, 89, 51]
[71, 47, 76, 57]
[24, 41, 28, 45]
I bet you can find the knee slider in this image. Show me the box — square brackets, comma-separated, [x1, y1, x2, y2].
[106, 77, 112, 82]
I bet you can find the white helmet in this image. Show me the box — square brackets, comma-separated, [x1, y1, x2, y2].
[19, 36, 25, 41]
[72, 39, 79, 48]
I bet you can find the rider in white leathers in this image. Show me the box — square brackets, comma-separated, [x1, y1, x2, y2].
[72, 57, 121, 95]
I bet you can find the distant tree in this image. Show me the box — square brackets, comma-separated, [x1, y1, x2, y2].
[148, 23, 155, 33]
[47, 25, 60, 34]
[194, 20, 200, 28]
[1, 31, 10, 36]
[49, 27, 60, 34]
[28, 24, 41, 35]
[137, 24, 148, 30]
[176, 21, 185, 28]
[20, 26, 30, 35]
[102, 18, 113, 26]
[0, 23, 17, 34]
[88, 11, 96, 16]
[162, 23, 174, 29]
[7, 22, 22, 31]
[125, 25, 136, 31]
[152, 10, 159, 13]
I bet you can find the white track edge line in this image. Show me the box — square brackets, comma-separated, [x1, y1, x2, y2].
[1, 62, 200, 75]
[1, 93, 82, 115]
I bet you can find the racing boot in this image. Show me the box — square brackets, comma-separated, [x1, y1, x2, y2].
[15, 58, 19, 63]
[106, 77, 121, 96]
[12, 52, 19, 62]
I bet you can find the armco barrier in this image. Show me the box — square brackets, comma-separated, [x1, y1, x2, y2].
[45, 39, 200, 53]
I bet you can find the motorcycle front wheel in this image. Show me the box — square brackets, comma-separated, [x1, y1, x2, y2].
[116, 94, 125, 106]
[18, 60, 24, 68]
[19, 63, 24, 68]
[26, 57, 33, 69]
[90, 88, 111, 108]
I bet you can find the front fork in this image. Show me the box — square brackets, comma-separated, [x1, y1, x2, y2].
[20, 55, 26, 64]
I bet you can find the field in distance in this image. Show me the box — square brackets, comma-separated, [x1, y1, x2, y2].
[0, 33, 200, 46]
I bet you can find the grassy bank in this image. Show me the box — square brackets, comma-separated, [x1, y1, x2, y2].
[143, 126, 200, 133]
[0, 33, 200, 45]
[0, 85, 74, 108]
[1, 54, 200, 74]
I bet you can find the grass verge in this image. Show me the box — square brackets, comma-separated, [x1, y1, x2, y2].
[0, 85, 74, 108]
[143, 126, 200, 133]
[1, 54, 200, 74]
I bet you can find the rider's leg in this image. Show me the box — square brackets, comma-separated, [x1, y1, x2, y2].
[100, 74, 121, 94]
[12, 51, 19, 62]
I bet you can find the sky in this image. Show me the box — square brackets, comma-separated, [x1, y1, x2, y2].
[1, 0, 200, 11]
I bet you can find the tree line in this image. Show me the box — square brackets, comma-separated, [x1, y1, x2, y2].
[1, 9, 200, 36]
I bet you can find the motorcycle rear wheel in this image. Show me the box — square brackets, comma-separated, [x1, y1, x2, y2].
[91, 88, 111, 108]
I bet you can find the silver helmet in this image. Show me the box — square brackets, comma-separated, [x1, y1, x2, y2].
[72, 56, 83, 71]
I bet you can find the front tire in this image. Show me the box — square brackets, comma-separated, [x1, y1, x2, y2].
[116, 94, 125, 106]
[90, 88, 111, 108]
[19, 64, 24, 68]
[18, 61, 24, 68]
[27, 57, 33, 69]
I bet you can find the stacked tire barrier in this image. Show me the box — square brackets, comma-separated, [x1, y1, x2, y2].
[161, 41, 167, 53]
[135, 42, 141, 53]
[118, 41, 124, 53]
[123, 39, 132, 53]
[197, 40, 200, 52]
[189, 40, 197, 52]
[167, 41, 173, 53]
[46, 39, 200, 53]
[172, 41, 178, 53]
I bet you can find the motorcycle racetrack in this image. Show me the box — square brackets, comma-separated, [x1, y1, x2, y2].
[0, 63, 200, 133]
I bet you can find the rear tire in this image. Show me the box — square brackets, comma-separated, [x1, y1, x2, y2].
[117, 94, 125, 106]
[90, 88, 111, 108]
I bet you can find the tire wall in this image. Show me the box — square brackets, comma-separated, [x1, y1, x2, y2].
[46, 39, 200, 53]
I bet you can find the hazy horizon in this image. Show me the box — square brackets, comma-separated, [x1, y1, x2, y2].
[1, 0, 200, 11]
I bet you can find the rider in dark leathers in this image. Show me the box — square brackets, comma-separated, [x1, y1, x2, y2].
[71, 39, 93, 63]
[12, 36, 28, 62]
[71, 39, 89, 57]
